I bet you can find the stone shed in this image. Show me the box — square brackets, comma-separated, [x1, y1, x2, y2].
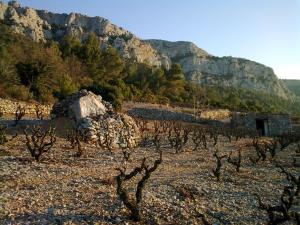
[231, 112, 291, 136]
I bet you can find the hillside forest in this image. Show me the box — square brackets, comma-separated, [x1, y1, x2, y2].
[1, 22, 300, 116]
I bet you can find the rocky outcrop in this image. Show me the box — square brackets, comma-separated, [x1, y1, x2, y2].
[51, 90, 140, 148]
[51, 90, 109, 120]
[146, 40, 293, 99]
[0, 1, 167, 67]
[0, 2, 293, 99]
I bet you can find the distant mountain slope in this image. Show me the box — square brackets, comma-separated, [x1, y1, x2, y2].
[0, 1, 168, 67]
[145, 40, 294, 100]
[282, 79, 300, 98]
[0, 1, 294, 100]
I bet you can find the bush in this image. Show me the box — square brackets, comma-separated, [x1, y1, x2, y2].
[53, 74, 78, 100]
[5, 85, 32, 101]
[116, 151, 162, 221]
[24, 125, 56, 162]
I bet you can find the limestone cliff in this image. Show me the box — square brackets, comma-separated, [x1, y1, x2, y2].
[146, 39, 293, 99]
[0, 1, 167, 67]
[0, 1, 293, 99]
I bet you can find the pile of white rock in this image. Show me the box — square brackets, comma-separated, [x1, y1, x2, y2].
[51, 90, 140, 149]
[78, 113, 139, 149]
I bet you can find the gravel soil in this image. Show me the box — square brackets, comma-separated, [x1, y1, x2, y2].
[0, 120, 299, 225]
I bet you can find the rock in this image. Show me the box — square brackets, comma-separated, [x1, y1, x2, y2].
[51, 90, 109, 120]
[146, 40, 293, 100]
[69, 93, 106, 120]
[200, 109, 231, 120]
[0, 98, 51, 115]
[77, 113, 140, 149]
[51, 90, 140, 149]
[8, 1, 20, 8]
[0, 2, 166, 68]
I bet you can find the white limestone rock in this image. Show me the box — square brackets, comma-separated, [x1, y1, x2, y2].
[69, 93, 106, 120]
[51, 90, 109, 120]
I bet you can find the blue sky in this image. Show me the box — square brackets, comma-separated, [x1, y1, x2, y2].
[4, 0, 300, 79]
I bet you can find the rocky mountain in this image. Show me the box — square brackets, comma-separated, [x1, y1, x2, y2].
[145, 40, 293, 99]
[0, 1, 168, 67]
[0, 1, 293, 99]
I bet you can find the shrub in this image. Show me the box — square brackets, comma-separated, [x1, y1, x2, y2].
[208, 127, 219, 146]
[135, 119, 149, 147]
[265, 139, 278, 158]
[227, 149, 242, 172]
[53, 74, 78, 100]
[24, 125, 56, 162]
[5, 85, 31, 101]
[249, 137, 267, 164]
[276, 133, 294, 151]
[34, 104, 44, 120]
[66, 128, 83, 157]
[14, 105, 26, 126]
[167, 122, 190, 153]
[256, 165, 299, 224]
[212, 149, 227, 181]
[192, 127, 205, 151]
[116, 151, 162, 221]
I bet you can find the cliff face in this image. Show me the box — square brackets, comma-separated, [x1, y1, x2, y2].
[0, 2, 168, 67]
[146, 40, 293, 99]
[0, 2, 293, 99]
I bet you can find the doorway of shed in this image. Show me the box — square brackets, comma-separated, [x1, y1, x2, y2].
[256, 119, 269, 136]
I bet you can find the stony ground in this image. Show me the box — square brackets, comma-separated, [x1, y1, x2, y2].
[0, 119, 299, 224]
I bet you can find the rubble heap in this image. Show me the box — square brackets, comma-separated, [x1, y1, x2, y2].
[51, 90, 140, 148]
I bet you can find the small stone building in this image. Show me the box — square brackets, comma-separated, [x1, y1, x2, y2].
[231, 112, 291, 136]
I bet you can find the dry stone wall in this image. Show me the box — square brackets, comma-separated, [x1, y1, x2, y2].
[200, 109, 231, 120]
[0, 98, 51, 115]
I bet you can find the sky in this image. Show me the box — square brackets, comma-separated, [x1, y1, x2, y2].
[4, 0, 300, 79]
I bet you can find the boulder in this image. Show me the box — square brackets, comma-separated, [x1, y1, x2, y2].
[51, 90, 112, 120]
[69, 93, 106, 120]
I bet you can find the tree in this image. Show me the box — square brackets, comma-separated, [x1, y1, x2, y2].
[79, 33, 102, 65]
[53, 74, 78, 100]
[149, 68, 166, 95]
[15, 42, 71, 102]
[164, 63, 185, 102]
[60, 35, 82, 58]
[16, 61, 45, 96]
[96, 45, 125, 83]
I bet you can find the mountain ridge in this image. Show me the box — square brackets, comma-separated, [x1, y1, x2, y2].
[0, 1, 294, 100]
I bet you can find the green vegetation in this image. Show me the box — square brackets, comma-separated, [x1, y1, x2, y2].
[282, 79, 300, 98]
[187, 84, 300, 116]
[0, 22, 300, 116]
